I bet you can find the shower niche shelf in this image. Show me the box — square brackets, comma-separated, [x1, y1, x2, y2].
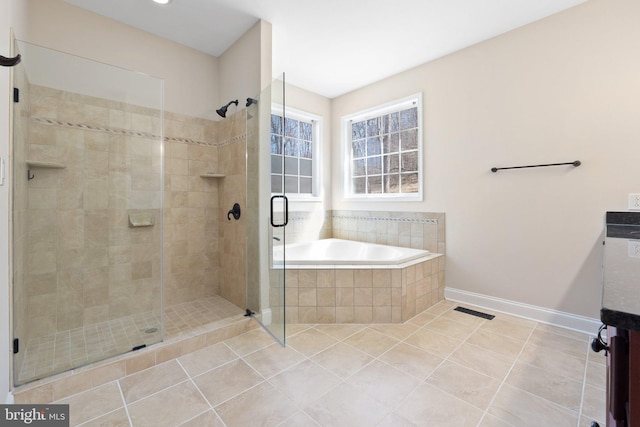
[26, 160, 66, 180]
[26, 160, 66, 169]
[200, 173, 225, 179]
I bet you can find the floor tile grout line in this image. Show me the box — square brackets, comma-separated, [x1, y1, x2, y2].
[276, 409, 322, 427]
[245, 345, 311, 382]
[185, 356, 241, 385]
[377, 316, 489, 419]
[17, 299, 603, 421]
[478, 324, 537, 427]
[121, 377, 193, 407]
[74, 406, 128, 427]
[302, 311, 486, 424]
[116, 379, 134, 427]
[483, 323, 587, 421]
[577, 338, 596, 427]
[175, 358, 228, 427]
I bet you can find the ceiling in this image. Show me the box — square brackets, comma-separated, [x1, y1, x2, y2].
[64, 0, 587, 99]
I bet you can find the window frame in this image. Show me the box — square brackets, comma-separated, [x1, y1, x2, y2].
[270, 105, 323, 201]
[341, 93, 423, 201]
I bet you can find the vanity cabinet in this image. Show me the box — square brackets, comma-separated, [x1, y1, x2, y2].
[598, 212, 640, 427]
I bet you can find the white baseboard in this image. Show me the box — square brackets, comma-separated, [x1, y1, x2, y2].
[445, 287, 601, 336]
[5, 391, 13, 404]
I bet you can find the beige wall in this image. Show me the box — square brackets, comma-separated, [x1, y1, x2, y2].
[219, 20, 265, 110]
[285, 83, 333, 214]
[14, 0, 219, 119]
[331, 0, 640, 319]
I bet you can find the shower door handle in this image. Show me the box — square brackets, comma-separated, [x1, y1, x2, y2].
[270, 195, 288, 227]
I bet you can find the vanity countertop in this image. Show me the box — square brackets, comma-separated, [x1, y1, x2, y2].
[601, 211, 640, 331]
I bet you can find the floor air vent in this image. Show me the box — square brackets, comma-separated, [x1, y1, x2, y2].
[454, 306, 495, 320]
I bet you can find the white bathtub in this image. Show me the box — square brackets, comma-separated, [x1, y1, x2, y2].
[273, 238, 431, 266]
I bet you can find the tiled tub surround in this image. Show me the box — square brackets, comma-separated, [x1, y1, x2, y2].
[280, 210, 445, 254]
[277, 254, 445, 324]
[13, 301, 606, 426]
[271, 212, 446, 324]
[331, 210, 446, 254]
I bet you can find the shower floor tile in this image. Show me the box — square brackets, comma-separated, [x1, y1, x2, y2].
[17, 300, 607, 427]
[18, 295, 244, 384]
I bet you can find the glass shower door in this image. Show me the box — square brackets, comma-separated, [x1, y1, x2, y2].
[11, 40, 164, 385]
[246, 74, 287, 345]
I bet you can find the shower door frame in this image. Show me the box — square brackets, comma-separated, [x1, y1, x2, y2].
[245, 74, 287, 346]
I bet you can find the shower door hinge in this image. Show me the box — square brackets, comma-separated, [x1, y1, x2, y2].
[13, 87, 19, 103]
[13, 338, 19, 354]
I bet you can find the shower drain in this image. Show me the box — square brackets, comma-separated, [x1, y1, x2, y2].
[144, 327, 159, 334]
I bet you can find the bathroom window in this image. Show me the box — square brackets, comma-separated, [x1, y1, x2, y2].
[270, 107, 321, 198]
[342, 93, 423, 200]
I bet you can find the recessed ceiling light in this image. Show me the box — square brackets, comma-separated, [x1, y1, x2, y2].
[153, 0, 171, 4]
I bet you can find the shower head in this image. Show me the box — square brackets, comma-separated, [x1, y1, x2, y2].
[216, 99, 239, 118]
[246, 98, 258, 107]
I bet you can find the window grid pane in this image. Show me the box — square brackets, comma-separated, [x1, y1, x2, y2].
[350, 105, 419, 195]
[271, 114, 314, 194]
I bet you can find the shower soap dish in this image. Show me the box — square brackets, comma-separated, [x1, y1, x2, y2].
[200, 172, 225, 178]
[128, 213, 154, 228]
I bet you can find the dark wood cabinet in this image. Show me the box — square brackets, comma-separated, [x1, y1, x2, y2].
[604, 327, 640, 427]
[599, 213, 640, 427]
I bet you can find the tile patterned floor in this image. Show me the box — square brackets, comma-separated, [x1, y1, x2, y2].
[39, 300, 605, 426]
[19, 295, 243, 384]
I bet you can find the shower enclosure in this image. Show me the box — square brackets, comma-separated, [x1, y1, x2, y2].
[11, 41, 164, 385]
[11, 41, 289, 386]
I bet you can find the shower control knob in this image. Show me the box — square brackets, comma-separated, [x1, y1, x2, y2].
[227, 203, 241, 221]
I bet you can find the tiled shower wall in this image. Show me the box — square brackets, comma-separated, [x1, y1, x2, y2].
[21, 83, 234, 335]
[217, 112, 247, 309]
[18, 81, 248, 342]
[24, 85, 164, 339]
[162, 113, 220, 307]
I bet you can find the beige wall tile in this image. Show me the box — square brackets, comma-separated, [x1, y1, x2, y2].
[299, 288, 317, 307]
[126, 351, 156, 375]
[354, 288, 373, 306]
[354, 270, 372, 287]
[317, 307, 337, 323]
[317, 270, 335, 288]
[373, 288, 391, 307]
[373, 269, 391, 287]
[335, 270, 354, 287]
[317, 288, 336, 307]
[335, 307, 355, 323]
[354, 307, 373, 323]
[336, 288, 354, 307]
[298, 307, 317, 323]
